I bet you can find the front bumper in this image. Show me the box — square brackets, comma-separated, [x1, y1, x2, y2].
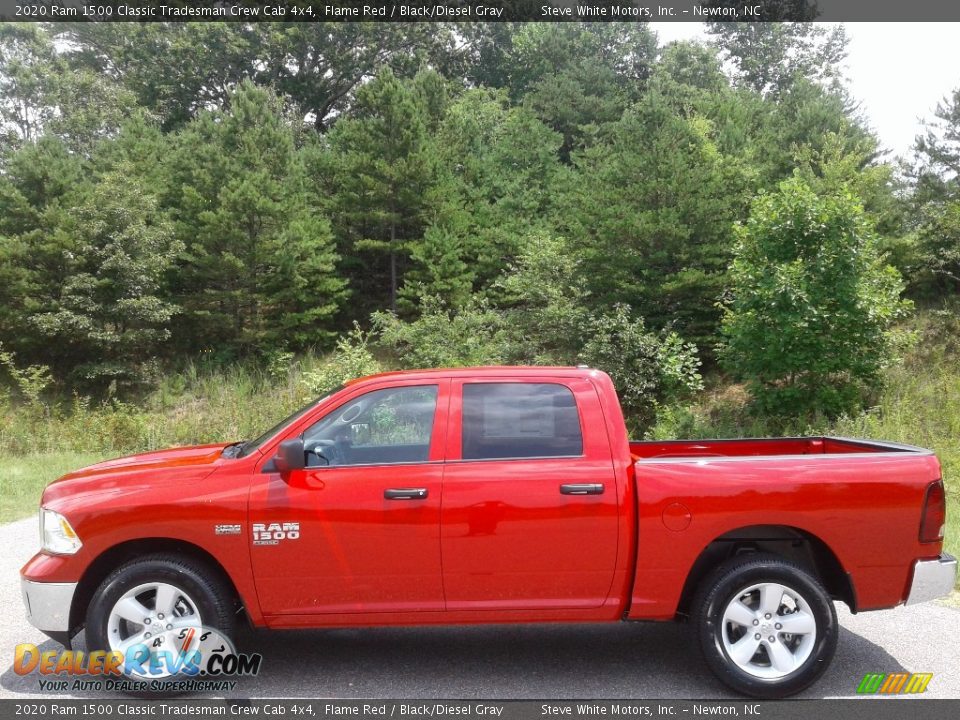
[21, 577, 77, 635]
[905, 553, 957, 605]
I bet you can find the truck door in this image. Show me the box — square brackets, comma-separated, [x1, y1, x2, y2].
[440, 378, 619, 610]
[249, 379, 449, 616]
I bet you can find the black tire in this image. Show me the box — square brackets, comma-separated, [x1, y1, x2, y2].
[85, 554, 236, 685]
[692, 552, 838, 698]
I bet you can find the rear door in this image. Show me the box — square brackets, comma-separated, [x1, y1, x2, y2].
[440, 378, 620, 610]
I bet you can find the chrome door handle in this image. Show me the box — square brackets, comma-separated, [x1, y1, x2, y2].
[384, 488, 429, 500]
[560, 483, 605, 496]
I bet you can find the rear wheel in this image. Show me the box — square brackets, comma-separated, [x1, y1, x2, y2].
[693, 553, 838, 698]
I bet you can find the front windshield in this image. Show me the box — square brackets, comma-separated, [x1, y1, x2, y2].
[236, 385, 344, 458]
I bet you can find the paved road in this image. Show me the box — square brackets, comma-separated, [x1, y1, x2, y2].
[1, 516, 957, 699]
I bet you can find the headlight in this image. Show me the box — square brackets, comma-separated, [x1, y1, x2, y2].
[40, 508, 83, 555]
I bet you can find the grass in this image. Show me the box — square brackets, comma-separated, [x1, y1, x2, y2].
[0, 354, 331, 523]
[0, 357, 327, 458]
[0, 453, 112, 524]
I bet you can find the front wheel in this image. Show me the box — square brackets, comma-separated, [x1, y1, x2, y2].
[693, 553, 838, 698]
[85, 554, 236, 682]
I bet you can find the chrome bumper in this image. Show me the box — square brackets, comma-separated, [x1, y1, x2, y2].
[21, 577, 77, 633]
[905, 553, 957, 605]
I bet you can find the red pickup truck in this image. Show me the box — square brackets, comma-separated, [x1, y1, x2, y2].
[21, 366, 955, 697]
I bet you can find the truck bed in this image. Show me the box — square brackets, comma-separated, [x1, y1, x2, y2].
[625, 434, 941, 619]
[629, 436, 931, 460]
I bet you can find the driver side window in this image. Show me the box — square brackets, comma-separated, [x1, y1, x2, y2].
[302, 385, 439, 467]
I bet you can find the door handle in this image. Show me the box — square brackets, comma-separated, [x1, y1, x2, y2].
[384, 488, 429, 500]
[560, 483, 605, 496]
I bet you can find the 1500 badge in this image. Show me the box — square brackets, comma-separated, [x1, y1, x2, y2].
[252, 522, 300, 546]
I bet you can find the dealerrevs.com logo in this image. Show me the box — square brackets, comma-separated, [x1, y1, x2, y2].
[14, 626, 262, 693]
[857, 672, 933, 694]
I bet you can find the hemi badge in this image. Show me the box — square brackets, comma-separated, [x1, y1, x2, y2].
[215, 524, 242, 536]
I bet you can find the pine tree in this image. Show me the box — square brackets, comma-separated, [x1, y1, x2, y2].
[0, 137, 86, 364]
[167, 81, 346, 355]
[418, 89, 563, 300]
[29, 167, 181, 389]
[325, 68, 437, 315]
[911, 87, 960, 291]
[565, 90, 747, 352]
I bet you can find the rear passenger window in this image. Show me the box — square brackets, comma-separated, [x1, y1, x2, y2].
[462, 383, 583, 460]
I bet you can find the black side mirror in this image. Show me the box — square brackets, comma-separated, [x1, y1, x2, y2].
[274, 438, 306, 475]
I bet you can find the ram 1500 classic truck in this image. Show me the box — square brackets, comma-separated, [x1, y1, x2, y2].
[21, 367, 956, 697]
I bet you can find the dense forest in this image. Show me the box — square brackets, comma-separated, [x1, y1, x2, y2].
[0, 21, 959, 432]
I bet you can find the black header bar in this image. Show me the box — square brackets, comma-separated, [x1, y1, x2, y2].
[2, 1, 960, 23]
[1, 699, 960, 720]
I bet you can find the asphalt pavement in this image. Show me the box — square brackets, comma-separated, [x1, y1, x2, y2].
[1, 516, 957, 699]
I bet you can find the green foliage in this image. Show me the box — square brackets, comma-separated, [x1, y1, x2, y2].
[486, 23, 656, 105]
[705, 22, 848, 97]
[0, 137, 87, 361]
[301, 325, 382, 394]
[56, 24, 258, 132]
[758, 79, 877, 187]
[253, 24, 454, 131]
[401, 222, 476, 311]
[565, 89, 748, 350]
[653, 41, 726, 96]
[324, 68, 438, 315]
[417, 89, 563, 298]
[514, 23, 656, 158]
[167, 81, 346, 353]
[0, 20, 933, 432]
[910, 86, 960, 292]
[0, 24, 58, 151]
[29, 167, 181, 390]
[377, 236, 703, 434]
[581, 305, 703, 432]
[46, 69, 141, 157]
[721, 177, 910, 417]
[373, 296, 510, 368]
[495, 234, 592, 363]
[0, 342, 52, 408]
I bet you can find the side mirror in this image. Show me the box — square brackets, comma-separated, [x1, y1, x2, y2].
[274, 438, 306, 475]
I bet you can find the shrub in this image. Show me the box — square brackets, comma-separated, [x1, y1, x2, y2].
[372, 296, 510, 368]
[581, 304, 703, 432]
[495, 234, 592, 364]
[0, 342, 52, 410]
[720, 177, 910, 417]
[301, 324, 382, 394]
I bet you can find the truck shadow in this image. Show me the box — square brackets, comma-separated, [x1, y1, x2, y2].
[0, 622, 904, 699]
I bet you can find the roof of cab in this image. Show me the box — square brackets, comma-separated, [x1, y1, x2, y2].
[344, 365, 597, 386]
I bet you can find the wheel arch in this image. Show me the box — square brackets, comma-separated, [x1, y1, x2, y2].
[70, 538, 250, 634]
[675, 524, 856, 619]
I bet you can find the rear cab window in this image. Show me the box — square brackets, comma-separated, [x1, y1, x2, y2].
[461, 382, 584, 460]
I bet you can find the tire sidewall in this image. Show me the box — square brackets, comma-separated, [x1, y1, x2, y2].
[698, 558, 838, 698]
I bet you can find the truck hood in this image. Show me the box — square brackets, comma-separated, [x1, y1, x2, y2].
[41, 443, 232, 508]
[58, 443, 230, 479]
